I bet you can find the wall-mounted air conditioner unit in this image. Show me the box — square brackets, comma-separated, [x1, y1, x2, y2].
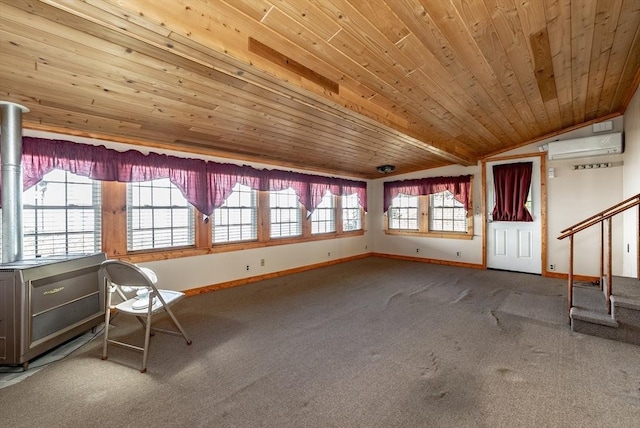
[547, 132, 623, 160]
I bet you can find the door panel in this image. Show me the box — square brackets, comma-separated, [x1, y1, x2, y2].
[494, 229, 508, 256]
[518, 229, 533, 259]
[486, 157, 541, 274]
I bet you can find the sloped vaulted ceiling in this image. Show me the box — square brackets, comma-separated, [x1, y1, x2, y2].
[1, 0, 639, 179]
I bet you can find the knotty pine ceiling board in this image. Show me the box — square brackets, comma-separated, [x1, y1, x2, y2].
[608, 0, 640, 112]
[583, 0, 623, 120]
[0, 0, 638, 179]
[519, 1, 563, 131]
[386, 0, 537, 142]
[312, 0, 501, 152]
[544, 0, 574, 129]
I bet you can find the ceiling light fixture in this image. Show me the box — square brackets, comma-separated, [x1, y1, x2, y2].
[376, 164, 396, 174]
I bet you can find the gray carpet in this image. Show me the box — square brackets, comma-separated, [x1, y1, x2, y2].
[499, 291, 567, 325]
[1, 257, 638, 427]
[0, 328, 102, 389]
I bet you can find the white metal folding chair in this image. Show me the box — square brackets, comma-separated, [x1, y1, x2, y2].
[99, 259, 192, 373]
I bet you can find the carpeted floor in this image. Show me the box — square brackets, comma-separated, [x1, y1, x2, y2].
[0, 328, 101, 389]
[1, 257, 638, 427]
[499, 291, 567, 325]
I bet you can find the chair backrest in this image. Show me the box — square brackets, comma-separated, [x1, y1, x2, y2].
[100, 259, 155, 289]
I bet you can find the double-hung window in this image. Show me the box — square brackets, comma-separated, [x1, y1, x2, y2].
[429, 191, 467, 232]
[385, 175, 472, 238]
[311, 193, 336, 234]
[22, 169, 102, 258]
[127, 178, 194, 251]
[386, 187, 472, 238]
[212, 183, 257, 243]
[270, 188, 302, 238]
[342, 194, 362, 232]
[388, 194, 419, 230]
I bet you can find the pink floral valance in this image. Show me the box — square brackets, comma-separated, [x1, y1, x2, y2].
[0, 137, 367, 216]
[383, 175, 472, 212]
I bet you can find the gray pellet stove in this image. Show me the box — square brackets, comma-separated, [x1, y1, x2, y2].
[0, 253, 106, 369]
[0, 101, 106, 369]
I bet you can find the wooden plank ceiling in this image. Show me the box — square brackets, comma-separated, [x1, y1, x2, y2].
[1, 0, 639, 179]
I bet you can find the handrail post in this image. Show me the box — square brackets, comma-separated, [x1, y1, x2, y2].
[600, 220, 604, 291]
[568, 234, 574, 323]
[607, 217, 613, 315]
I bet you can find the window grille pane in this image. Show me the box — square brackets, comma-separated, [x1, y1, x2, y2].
[342, 194, 362, 231]
[127, 178, 194, 251]
[525, 185, 533, 213]
[131, 230, 154, 249]
[153, 229, 173, 248]
[270, 188, 302, 238]
[429, 191, 467, 232]
[155, 186, 171, 204]
[212, 184, 257, 244]
[311, 193, 336, 234]
[154, 208, 173, 228]
[389, 194, 419, 230]
[22, 170, 102, 258]
[172, 208, 190, 227]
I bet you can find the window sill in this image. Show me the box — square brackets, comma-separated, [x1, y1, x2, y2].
[384, 230, 474, 240]
[120, 230, 365, 263]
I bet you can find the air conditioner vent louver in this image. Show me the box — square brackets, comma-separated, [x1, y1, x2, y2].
[547, 132, 623, 160]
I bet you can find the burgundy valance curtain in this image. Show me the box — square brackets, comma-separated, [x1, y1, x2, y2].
[491, 162, 533, 222]
[383, 175, 472, 212]
[0, 137, 367, 216]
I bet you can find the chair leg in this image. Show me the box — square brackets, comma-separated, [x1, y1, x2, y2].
[163, 304, 192, 345]
[140, 306, 153, 373]
[102, 285, 113, 361]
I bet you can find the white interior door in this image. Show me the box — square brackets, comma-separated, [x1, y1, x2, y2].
[486, 157, 542, 274]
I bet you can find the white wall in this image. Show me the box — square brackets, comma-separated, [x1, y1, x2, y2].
[622, 86, 640, 277]
[545, 154, 624, 276]
[143, 235, 370, 292]
[369, 164, 483, 265]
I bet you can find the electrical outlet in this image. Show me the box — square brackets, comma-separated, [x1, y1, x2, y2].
[328, 252, 331, 257]
[260, 259, 265, 267]
[456, 251, 461, 257]
[416, 248, 420, 253]
[246, 265, 250, 271]
[549, 264, 555, 271]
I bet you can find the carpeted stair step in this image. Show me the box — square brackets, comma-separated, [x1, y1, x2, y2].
[570, 307, 619, 342]
[570, 307, 640, 346]
[611, 295, 640, 329]
[570, 307, 617, 327]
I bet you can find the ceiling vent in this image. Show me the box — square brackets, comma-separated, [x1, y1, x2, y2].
[547, 132, 623, 160]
